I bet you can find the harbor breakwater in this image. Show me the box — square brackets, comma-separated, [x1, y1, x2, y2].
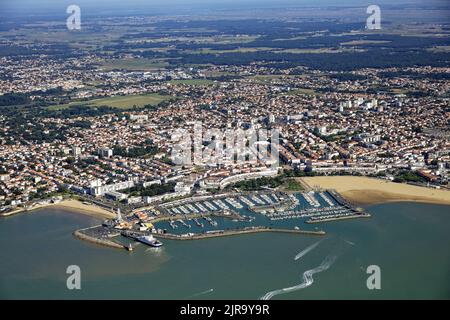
[155, 227, 326, 241]
[73, 225, 326, 249]
[73, 228, 125, 250]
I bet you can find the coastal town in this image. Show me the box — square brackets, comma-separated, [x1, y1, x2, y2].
[1, 61, 449, 213]
[0, 12, 449, 246]
[0, 0, 449, 303]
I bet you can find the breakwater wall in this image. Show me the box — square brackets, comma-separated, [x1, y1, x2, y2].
[155, 227, 325, 241]
[74, 228, 125, 250]
[306, 213, 371, 224]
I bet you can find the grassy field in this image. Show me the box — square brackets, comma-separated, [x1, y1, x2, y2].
[341, 40, 392, 46]
[191, 47, 273, 54]
[274, 48, 347, 54]
[251, 75, 287, 83]
[369, 86, 409, 95]
[48, 93, 172, 110]
[97, 58, 169, 71]
[250, 74, 310, 83]
[284, 88, 318, 96]
[203, 71, 236, 77]
[169, 79, 215, 86]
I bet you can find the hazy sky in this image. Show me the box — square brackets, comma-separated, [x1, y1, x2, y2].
[0, 0, 447, 18]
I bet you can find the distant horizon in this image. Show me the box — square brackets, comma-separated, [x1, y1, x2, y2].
[1, 0, 449, 19]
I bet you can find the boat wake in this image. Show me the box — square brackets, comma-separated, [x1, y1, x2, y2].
[186, 288, 214, 299]
[294, 239, 323, 261]
[344, 239, 355, 246]
[260, 255, 337, 300]
[145, 247, 164, 256]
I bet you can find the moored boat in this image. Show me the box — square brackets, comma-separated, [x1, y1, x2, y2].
[136, 235, 163, 247]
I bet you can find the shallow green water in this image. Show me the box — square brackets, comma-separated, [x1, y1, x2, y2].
[0, 202, 449, 299]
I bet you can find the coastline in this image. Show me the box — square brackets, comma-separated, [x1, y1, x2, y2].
[300, 176, 450, 206]
[1, 199, 116, 220]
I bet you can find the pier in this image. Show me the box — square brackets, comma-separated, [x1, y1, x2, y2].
[154, 226, 326, 241]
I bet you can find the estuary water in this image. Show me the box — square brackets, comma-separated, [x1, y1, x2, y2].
[0, 202, 449, 299]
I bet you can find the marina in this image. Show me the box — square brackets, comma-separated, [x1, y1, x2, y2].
[193, 218, 204, 228]
[194, 203, 208, 213]
[186, 204, 199, 214]
[319, 192, 335, 207]
[303, 192, 321, 207]
[260, 194, 274, 204]
[239, 196, 255, 207]
[224, 198, 243, 209]
[73, 190, 368, 249]
[213, 199, 230, 210]
[169, 220, 177, 229]
[203, 201, 218, 211]
[177, 219, 191, 228]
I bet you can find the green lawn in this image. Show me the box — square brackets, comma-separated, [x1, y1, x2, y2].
[48, 93, 172, 110]
[283, 179, 305, 192]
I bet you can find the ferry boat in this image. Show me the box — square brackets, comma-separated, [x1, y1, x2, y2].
[136, 235, 163, 247]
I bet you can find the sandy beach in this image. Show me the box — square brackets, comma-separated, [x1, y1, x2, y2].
[300, 176, 450, 206]
[1, 199, 116, 219]
[52, 200, 116, 219]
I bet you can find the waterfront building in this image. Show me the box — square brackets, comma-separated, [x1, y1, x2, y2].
[105, 191, 128, 201]
[89, 180, 135, 196]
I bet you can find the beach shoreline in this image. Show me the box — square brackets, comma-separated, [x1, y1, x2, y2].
[300, 176, 450, 206]
[3, 177, 449, 222]
[1, 199, 116, 220]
